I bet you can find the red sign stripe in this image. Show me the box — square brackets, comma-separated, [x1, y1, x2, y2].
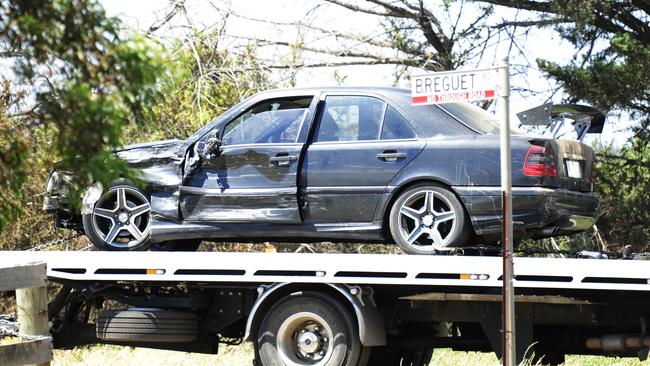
[412, 89, 497, 105]
[412, 96, 428, 104]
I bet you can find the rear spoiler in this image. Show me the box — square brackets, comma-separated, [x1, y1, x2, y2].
[516, 103, 606, 142]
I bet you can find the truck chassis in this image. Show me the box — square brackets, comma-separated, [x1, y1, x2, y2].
[3, 251, 650, 365]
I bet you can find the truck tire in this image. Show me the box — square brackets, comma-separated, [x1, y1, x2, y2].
[366, 346, 433, 366]
[96, 309, 197, 343]
[389, 184, 469, 255]
[257, 291, 365, 366]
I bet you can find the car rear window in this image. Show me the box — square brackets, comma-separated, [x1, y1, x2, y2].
[391, 93, 474, 137]
[439, 102, 524, 135]
[391, 91, 525, 136]
[438, 102, 500, 134]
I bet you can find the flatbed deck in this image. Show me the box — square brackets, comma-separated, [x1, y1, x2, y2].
[3, 251, 649, 292]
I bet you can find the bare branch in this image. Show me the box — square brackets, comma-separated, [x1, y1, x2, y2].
[630, 0, 650, 16]
[490, 17, 568, 29]
[480, 0, 649, 43]
[223, 11, 398, 50]
[366, 0, 418, 18]
[322, 0, 398, 17]
[260, 58, 426, 69]
[227, 34, 405, 61]
[147, 0, 185, 35]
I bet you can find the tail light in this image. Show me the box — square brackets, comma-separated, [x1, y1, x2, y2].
[523, 143, 557, 177]
[590, 165, 597, 190]
[590, 166, 597, 183]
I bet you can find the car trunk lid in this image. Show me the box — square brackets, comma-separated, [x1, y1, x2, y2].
[545, 139, 595, 192]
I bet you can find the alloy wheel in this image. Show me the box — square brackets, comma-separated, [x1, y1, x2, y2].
[91, 187, 151, 249]
[397, 189, 457, 252]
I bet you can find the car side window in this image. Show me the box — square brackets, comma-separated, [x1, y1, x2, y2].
[222, 97, 312, 145]
[315, 96, 384, 142]
[381, 106, 416, 140]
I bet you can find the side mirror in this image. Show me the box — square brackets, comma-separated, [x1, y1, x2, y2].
[203, 133, 222, 158]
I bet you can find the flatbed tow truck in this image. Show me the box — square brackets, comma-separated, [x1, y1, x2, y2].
[2, 250, 650, 365]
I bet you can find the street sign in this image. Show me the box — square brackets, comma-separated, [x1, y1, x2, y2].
[411, 68, 499, 105]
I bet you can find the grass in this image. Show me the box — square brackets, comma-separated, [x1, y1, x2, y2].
[49, 344, 650, 365]
[0, 336, 20, 345]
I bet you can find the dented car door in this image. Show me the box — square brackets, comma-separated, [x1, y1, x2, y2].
[180, 96, 316, 223]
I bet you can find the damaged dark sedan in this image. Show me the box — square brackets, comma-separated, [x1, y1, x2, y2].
[44, 87, 600, 254]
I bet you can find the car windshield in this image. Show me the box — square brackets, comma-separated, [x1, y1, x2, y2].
[439, 102, 523, 135]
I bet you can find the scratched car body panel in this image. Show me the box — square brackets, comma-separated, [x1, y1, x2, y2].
[43, 87, 600, 252]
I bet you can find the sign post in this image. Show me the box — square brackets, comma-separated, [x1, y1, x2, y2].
[497, 57, 516, 366]
[411, 58, 515, 366]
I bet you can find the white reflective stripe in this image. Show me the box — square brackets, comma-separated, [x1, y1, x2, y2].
[3, 251, 650, 293]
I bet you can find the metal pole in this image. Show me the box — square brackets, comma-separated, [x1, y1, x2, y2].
[498, 56, 516, 366]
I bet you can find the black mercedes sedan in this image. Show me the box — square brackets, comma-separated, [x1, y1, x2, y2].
[43, 87, 600, 254]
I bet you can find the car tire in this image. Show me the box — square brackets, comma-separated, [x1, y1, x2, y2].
[82, 184, 153, 251]
[257, 291, 366, 366]
[389, 184, 470, 255]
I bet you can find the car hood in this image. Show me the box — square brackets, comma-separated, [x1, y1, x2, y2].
[114, 139, 184, 153]
[115, 139, 187, 167]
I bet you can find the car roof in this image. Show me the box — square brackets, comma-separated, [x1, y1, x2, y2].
[187, 86, 483, 142]
[250, 86, 485, 137]
[256, 86, 411, 99]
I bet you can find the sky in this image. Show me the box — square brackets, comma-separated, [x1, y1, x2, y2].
[101, 0, 634, 147]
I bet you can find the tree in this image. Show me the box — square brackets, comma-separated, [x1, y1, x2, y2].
[477, 0, 650, 249]
[480, 0, 649, 127]
[596, 139, 650, 249]
[0, 3, 278, 250]
[219, 0, 508, 76]
[0, 0, 167, 232]
[128, 30, 275, 143]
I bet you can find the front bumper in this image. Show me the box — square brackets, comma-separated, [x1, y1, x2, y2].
[43, 171, 81, 229]
[454, 186, 600, 237]
[43, 195, 66, 211]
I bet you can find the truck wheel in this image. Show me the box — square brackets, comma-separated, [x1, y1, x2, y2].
[389, 184, 469, 255]
[96, 309, 198, 343]
[82, 185, 153, 251]
[366, 346, 433, 366]
[257, 292, 365, 366]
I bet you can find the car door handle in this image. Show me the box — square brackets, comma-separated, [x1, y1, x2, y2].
[377, 151, 406, 162]
[270, 153, 296, 167]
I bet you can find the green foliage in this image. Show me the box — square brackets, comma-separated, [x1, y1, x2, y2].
[0, 128, 28, 228]
[482, 0, 650, 248]
[0, 0, 166, 230]
[0, 9, 274, 250]
[480, 1, 650, 120]
[124, 31, 272, 143]
[533, 2, 650, 248]
[538, 33, 650, 114]
[595, 139, 650, 249]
